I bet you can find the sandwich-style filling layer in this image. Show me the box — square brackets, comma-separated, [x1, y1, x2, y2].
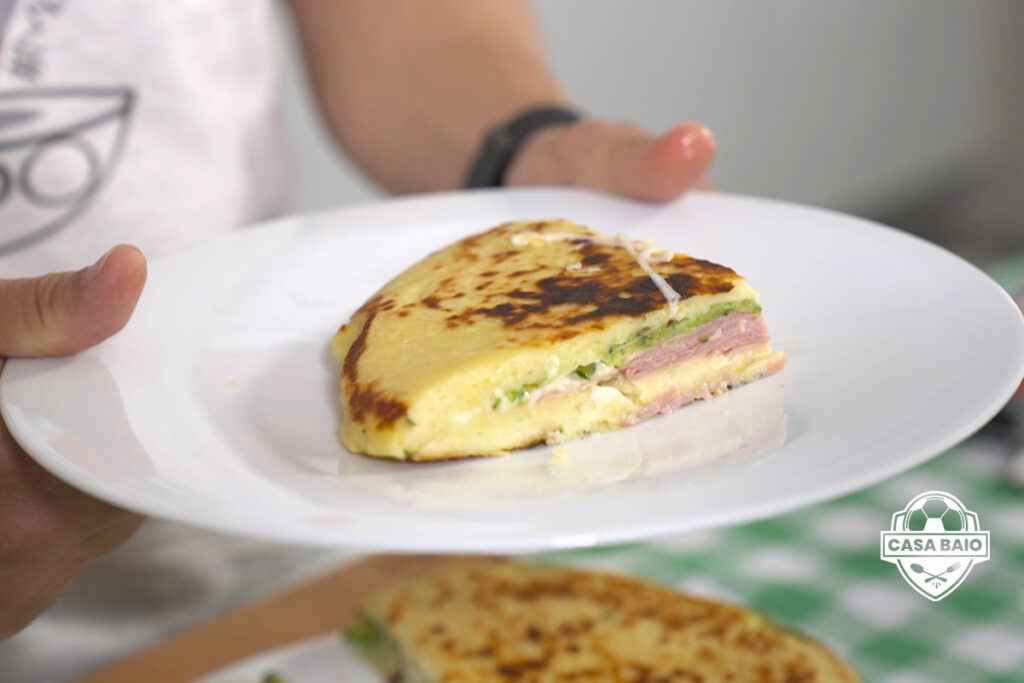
[493, 299, 762, 409]
[605, 299, 762, 367]
[623, 311, 769, 379]
[491, 303, 776, 417]
[398, 308, 783, 457]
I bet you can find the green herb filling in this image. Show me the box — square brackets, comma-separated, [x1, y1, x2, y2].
[492, 299, 760, 410]
[344, 615, 384, 650]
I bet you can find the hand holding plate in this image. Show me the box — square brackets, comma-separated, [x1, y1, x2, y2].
[0, 245, 146, 637]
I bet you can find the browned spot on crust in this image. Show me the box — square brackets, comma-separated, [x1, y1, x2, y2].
[492, 250, 517, 263]
[347, 380, 407, 427]
[386, 597, 407, 624]
[342, 308, 376, 382]
[397, 309, 410, 317]
[342, 301, 408, 427]
[785, 661, 818, 683]
[435, 230, 738, 336]
[422, 295, 442, 309]
[737, 630, 779, 654]
[353, 294, 380, 317]
[507, 269, 536, 278]
[688, 257, 736, 275]
[449, 269, 731, 329]
[497, 659, 548, 679]
[455, 245, 480, 263]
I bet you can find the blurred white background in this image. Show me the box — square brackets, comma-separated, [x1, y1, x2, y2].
[275, 1, 1022, 262]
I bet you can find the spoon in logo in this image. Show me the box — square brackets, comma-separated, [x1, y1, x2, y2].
[910, 562, 962, 586]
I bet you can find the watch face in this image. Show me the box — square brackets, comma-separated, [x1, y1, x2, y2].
[0, 87, 134, 254]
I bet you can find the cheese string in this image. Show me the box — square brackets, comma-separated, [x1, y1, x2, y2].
[510, 230, 682, 315]
[614, 234, 681, 316]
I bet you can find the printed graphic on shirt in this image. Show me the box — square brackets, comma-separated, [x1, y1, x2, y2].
[0, 87, 134, 253]
[2, 0, 65, 82]
[0, 0, 135, 254]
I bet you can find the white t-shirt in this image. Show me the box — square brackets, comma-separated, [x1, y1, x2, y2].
[0, 3, 350, 681]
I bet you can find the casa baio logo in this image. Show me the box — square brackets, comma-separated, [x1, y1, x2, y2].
[880, 490, 990, 601]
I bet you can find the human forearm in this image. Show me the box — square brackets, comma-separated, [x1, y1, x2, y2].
[288, 0, 568, 194]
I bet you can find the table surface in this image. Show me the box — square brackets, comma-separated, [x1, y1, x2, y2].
[81, 441, 1024, 683]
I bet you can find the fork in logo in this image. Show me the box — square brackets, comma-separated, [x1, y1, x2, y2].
[910, 562, 961, 586]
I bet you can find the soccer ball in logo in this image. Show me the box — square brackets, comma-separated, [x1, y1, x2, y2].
[905, 495, 966, 532]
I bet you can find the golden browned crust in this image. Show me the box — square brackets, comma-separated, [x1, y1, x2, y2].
[341, 296, 408, 428]
[363, 561, 860, 682]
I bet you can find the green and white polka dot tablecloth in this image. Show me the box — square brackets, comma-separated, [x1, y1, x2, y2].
[546, 256, 1024, 683]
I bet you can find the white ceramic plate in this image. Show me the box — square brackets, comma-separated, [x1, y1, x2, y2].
[2, 189, 1022, 551]
[196, 635, 372, 683]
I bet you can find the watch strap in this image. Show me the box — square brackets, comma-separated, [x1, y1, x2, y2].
[464, 105, 582, 188]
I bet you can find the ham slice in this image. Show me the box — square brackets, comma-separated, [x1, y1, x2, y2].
[535, 312, 778, 410]
[632, 353, 786, 422]
[622, 313, 769, 380]
[625, 313, 785, 423]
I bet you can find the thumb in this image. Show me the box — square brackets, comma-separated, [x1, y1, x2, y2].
[506, 120, 716, 203]
[0, 245, 147, 358]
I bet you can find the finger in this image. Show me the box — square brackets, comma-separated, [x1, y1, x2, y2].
[599, 122, 716, 202]
[693, 174, 716, 192]
[0, 245, 147, 358]
[505, 119, 716, 203]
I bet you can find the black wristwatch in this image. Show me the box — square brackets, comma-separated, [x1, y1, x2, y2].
[464, 106, 582, 188]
